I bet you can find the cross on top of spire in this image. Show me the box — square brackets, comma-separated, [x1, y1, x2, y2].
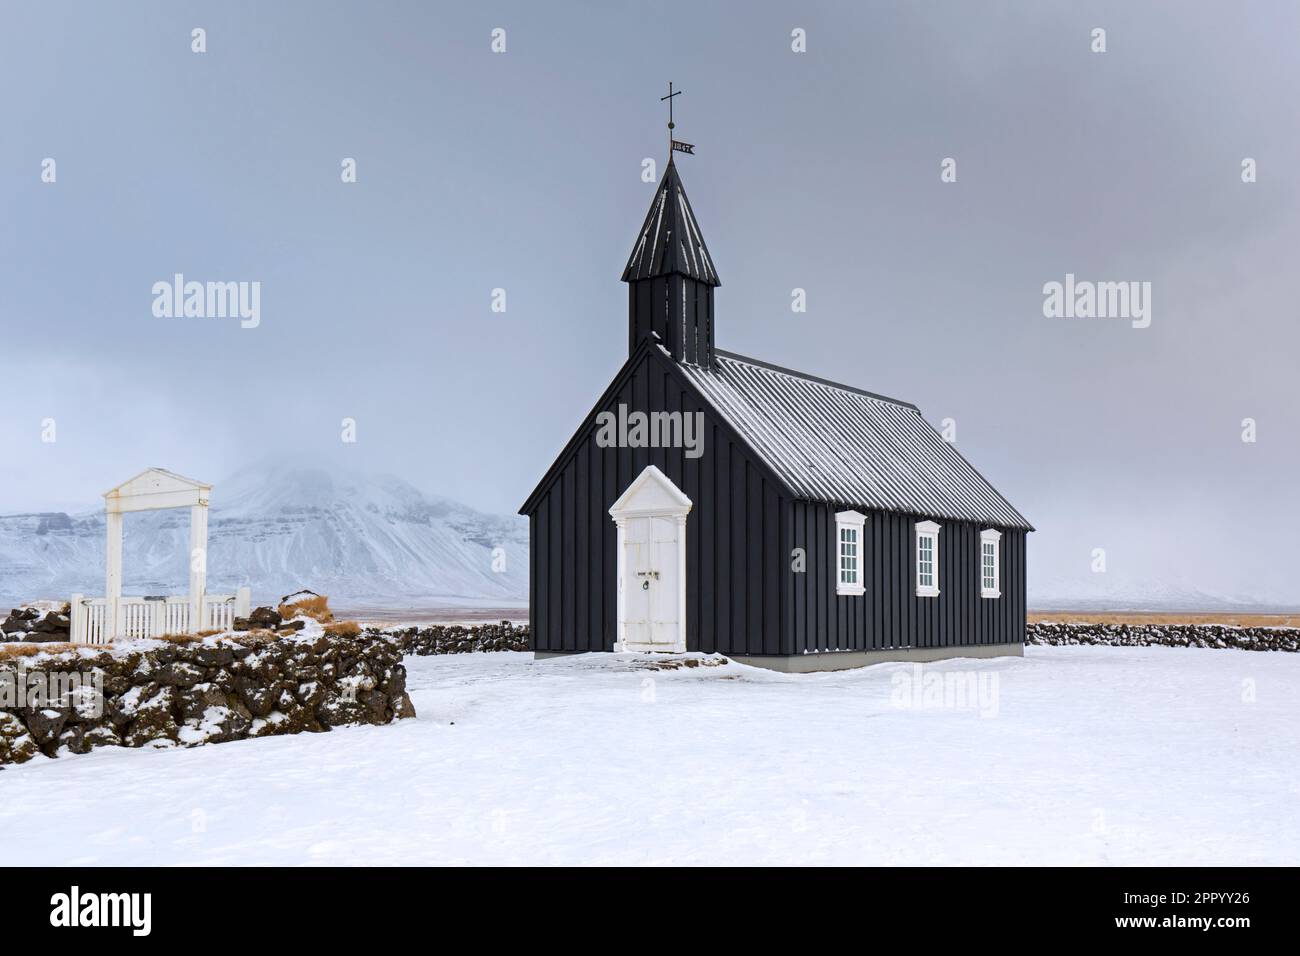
[659, 81, 696, 157]
[661, 81, 682, 135]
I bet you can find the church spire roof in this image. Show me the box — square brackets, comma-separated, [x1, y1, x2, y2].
[621, 157, 720, 287]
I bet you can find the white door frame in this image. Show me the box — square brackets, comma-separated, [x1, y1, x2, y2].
[609, 465, 691, 653]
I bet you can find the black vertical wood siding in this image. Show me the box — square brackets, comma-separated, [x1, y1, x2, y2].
[788, 501, 1026, 652]
[628, 278, 715, 369]
[525, 349, 1027, 658]
[525, 347, 788, 657]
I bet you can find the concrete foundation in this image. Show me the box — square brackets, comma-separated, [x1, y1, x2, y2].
[731, 642, 1024, 673]
[534, 643, 1024, 672]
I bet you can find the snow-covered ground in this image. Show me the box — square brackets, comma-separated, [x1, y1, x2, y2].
[2, 646, 1296, 865]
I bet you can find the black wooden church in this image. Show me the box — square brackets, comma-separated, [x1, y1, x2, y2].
[520, 140, 1032, 671]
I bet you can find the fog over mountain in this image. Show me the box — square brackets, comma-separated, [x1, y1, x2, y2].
[0, 463, 528, 609]
[1, 458, 1293, 613]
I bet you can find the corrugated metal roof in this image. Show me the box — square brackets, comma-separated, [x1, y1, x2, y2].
[621, 158, 720, 286]
[680, 351, 1033, 530]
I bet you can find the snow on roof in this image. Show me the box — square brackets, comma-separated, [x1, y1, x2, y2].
[680, 351, 1033, 531]
[621, 158, 720, 287]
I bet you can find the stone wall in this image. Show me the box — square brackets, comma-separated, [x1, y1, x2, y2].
[1, 631, 415, 766]
[380, 620, 1300, 655]
[375, 621, 530, 656]
[1027, 621, 1300, 652]
[2, 603, 71, 641]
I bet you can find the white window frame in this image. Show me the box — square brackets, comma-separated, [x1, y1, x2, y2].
[980, 528, 1002, 599]
[915, 520, 940, 597]
[835, 510, 867, 596]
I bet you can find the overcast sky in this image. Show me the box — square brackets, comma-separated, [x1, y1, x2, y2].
[2, 1, 1297, 605]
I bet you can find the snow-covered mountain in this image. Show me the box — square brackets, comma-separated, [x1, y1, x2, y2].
[0, 463, 527, 608]
[1027, 569, 1290, 613]
[5, 463, 1291, 613]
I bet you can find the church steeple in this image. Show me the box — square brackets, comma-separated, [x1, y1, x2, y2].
[621, 155, 720, 367]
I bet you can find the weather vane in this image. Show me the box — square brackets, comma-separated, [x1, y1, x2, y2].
[661, 81, 695, 155]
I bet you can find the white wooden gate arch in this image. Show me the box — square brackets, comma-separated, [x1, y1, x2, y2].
[69, 468, 249, 644]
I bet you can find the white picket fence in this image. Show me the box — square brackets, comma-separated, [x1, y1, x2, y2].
[69, 588, 251, 645]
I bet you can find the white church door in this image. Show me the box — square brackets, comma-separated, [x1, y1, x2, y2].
[621, 514, 681, 648]
[609, 465, 691, 654]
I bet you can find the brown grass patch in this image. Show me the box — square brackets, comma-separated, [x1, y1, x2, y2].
[155, 632, 202, 644]
[0, 641, 77, 659]
[278, 594, 333, 623]
[0, 643, 43, 659]
[323, 620, 361, 638]
[1029, 610, 1300, 628]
